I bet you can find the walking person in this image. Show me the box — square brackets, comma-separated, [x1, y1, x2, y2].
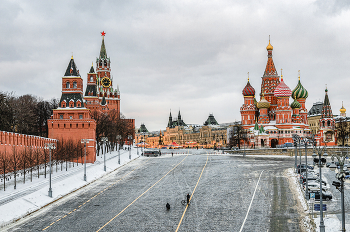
[187, 193, 190, 205]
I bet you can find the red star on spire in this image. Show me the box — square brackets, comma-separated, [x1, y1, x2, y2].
[101, 31, 106, 36]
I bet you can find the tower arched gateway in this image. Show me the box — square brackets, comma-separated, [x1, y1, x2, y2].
[48, 56, 97, 163]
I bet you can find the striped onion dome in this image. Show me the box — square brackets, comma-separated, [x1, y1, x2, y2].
[242, 79, 255, 96]
[274, 76, 292, 97]
[291, 98, 301, 109]
[292, 77, 308, 99]
[257, 95, 270, 109]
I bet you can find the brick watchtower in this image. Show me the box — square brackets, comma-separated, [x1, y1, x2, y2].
[318, 88, 336, 145]
[261, 38, 280, 121]
[48, 56, 96, 163]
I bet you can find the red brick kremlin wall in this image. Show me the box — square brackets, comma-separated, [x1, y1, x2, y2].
[0, 130, 57, 159]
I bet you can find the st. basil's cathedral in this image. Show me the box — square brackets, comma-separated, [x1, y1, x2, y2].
[240, 39, 311, 148]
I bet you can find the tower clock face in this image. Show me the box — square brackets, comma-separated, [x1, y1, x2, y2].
[101, 77, 111, 88]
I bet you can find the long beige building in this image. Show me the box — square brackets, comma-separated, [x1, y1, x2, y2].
[135, 113, 230, 149]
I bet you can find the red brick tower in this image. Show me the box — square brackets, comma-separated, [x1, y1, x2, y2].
[240, 77, 257, 127]
[48, 56, 96, 163]
[261, 38, 280, 121]
[318, 88, 336, 145]
[91, 31, 121, 115]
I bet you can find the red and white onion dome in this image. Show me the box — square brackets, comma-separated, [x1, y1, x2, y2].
[274, 75, 291, 97]
[242, 78, 255, 96]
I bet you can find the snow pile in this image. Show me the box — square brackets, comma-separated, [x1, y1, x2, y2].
[286, 168, 314, 232]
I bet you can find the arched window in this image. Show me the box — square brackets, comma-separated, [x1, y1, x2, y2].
[73, 81, 77, 88]
[66, 82, 70, 88]
[327, 121, 330, 127]
[90, 76, 93, 82]
[322, 121, 325, 127]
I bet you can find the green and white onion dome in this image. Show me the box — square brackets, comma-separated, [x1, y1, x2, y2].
[257, 95, 270, 109]
[291, 98, 301, 109]
[292, 77, 308, 99]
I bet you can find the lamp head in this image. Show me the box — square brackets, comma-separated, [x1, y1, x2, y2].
[312, 153, 317, 158]
[323, 152, 328, 157]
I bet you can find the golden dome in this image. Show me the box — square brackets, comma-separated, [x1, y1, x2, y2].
[257, 95, 270, 109]
[266, 36, 273, 50]
[340, 101, 346, 113]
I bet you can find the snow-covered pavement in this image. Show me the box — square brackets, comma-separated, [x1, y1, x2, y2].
[0, 147, 141, 227]
[1, 149, 349, 231]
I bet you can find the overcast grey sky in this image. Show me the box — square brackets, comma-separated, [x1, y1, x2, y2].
[1, 0, 350, 132]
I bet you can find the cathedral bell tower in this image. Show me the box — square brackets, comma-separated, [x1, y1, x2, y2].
[261, 37, 280, 121]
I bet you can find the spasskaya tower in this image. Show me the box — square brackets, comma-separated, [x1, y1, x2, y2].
[84, 31, 121, 115]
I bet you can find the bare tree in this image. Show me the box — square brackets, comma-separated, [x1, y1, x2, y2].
[228, 124, 248, 149]
[27, 147, 35, 182]
[0, 149, 10, 191]
[0, 92, 14, 131]
[336, 117, 350, 146]
[12, 146, 20, 189]
[34, 148, 42, 178]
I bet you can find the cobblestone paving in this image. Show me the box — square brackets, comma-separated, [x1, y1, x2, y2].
[5, 152, 303, 232]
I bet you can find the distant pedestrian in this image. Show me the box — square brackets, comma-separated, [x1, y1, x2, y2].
[172, 152, 173, 157]
[186, 193, 190, 205]
[166, 203, 170, 210]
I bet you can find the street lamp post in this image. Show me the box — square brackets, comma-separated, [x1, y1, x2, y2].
[312, 144, 328, 232]
[116, 135, 122, 164]
[293, 134, 301, 173]
[128, 135, 132, 159]
[301, 136, 312, 200]
[44, 142, 56, 197]
[101, 137, 108, 171]
[243, 139, 246, 157]
[329, 150, 348, 232]
[142, 133, 145, 156]
[81, 139, 93, 181]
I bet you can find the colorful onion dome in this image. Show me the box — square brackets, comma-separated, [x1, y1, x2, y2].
[242, 78, 255, 96]
[292, 75, 308, 99]
[291, 98, 301, 109]
[274, 73, 292, 97]
[257, 95, 270, 109]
